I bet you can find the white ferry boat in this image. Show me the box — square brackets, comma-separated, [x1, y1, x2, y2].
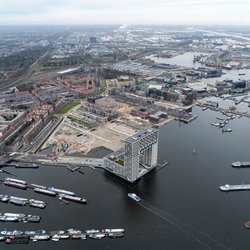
[128, 193, 140, 202]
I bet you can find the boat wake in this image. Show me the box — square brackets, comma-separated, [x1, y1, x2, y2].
[138, 199, 231, 250]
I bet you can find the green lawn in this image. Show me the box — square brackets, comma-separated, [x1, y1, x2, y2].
[57, 100, 81, 114]
[98, 87, 107, 95]
[67, 114, 89, 128]
[106, 80, 118, 88]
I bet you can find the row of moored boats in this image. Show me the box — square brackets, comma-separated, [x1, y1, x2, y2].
[0, 194, 46, 208]
[220, 161, 250, 191]
[2, 177, 87, 204]
[210, 115, 235, 132]
[0, 213, 40, 223]
[0, 228, 125, 244]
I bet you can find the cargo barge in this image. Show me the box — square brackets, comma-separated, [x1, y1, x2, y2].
[219, 184, 250, 191]
[232, 161, 250, 168]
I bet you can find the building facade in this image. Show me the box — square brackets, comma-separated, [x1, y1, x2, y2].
[104, 128, 159, 182]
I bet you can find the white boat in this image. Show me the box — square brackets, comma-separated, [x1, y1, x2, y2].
[1, 230, 23, 236]
[128, 193, 140, 202]
[85, 229, 100, 234]
[4, 213, 25, 218]
[4, 181, 27, 189]
[108, 232, 124, 238]
[24, 231, 38, 235]
[50, 230, 65, 235]
[25, 230, 47, 235]
[34, 188, 56, 196]
[210, 122, 220, 127]
[89, 233, 106, 239]
[0, 194, 9, 202]
[71, 233, 87, 240]
[102, 228, 125, 233]
[29, 199, 46, 208]
[51, 237, 59, 242]
[5, 178, 27, 185]
[26, 214, 41, 223]
[48, 187, 75, 196]
[67, 229, 82, 235]
[51, 234, 69, 241]
[0, 216, 19, 222]
[9, 196, 28, 206]
[216, 117, 225, 120]
[58, 194, 87, 204]
[31, 235, 50, 241]
[30, 184, 46, 189]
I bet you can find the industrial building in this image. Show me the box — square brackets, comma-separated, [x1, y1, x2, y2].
[104, 128, 159, 182]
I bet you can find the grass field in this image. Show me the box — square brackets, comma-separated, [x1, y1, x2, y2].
[98, 87, 107, 95]
[57, 100, 81, 114]
[67, 114, 89, 128]
[106, 80, 118, 88]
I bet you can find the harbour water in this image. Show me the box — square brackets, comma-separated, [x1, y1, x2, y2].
[1, 52, 250, 249]
[1, 105, 250, 249]
[149, 52, 204, 68]
[149, 52, 250, 84]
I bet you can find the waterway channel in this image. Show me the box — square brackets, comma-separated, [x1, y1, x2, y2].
[149, 52, 250, 84]
[1, 52, 250, 249]
[1, 105, 250, 249]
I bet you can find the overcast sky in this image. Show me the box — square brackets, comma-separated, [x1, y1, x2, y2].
[1, 0, 250, 25]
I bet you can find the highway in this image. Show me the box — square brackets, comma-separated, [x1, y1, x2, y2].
[189, 27, 250, 41]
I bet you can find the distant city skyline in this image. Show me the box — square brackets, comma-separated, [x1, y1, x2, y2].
[1, 0, 250, 25]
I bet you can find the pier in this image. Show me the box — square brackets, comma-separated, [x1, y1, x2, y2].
[197, 102, 250, 119]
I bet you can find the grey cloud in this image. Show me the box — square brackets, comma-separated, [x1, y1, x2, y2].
[0, 0, 249, 25]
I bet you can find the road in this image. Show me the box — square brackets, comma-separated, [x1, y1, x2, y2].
[17, 154, 104, 168]
[189, 27, 250, 41]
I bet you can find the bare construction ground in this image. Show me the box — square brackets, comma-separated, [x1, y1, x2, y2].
[40, 98, 174, 156]
[41, 119, 138, 156]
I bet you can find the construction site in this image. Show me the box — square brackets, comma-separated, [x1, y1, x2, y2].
[40, 118, 139, 157]
[38, 92, 176, 158]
